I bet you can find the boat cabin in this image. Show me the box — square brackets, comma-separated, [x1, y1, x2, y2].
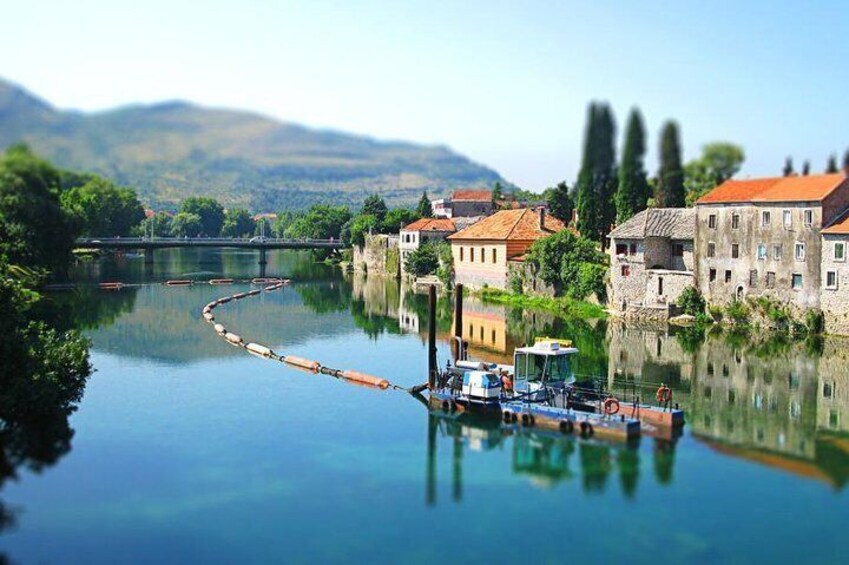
[513, 339, 578, 399]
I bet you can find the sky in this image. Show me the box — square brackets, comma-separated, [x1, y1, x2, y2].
[1, 0, 847, 190]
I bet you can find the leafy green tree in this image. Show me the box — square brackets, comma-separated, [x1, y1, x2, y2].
[492, 181, 504, 203]
[684, 142, 745, 205]
[382, 208, 419, 233]
[179, 197, 224, 236]
[138, 212, 172, 237]
[826, 155, 839, 174]
[285, 204, 351, 239]
[615, 108, 649, 222]
[576, 103, 617, 243]
[404, 241, 441, 276]
[361, 194, 388, 223]
[526, 230, 607, 300]
[0, 144, 77, 272]
[416, 191, 433, 218]
[254, 217, 272, 237]
[544, 181, 574, 224]
[170, 212, 203, 237]
[783, 157, 794, 176]
[60, 177, 145, 237]
[220, 208, 256, 237]
[344, 214, 379, 247]
[655, 121, 685, 208]
[273, 210, 301, 237]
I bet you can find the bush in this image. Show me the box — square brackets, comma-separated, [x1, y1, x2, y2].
[708, 305, 724, 322]
[508, 269, 525, 294]
[726, 300, 749, 324]
[677, 286, 706, 317]
[526, 230, 607, 300]
[806, 309, 825, 335]
[404, 242, 441, 277]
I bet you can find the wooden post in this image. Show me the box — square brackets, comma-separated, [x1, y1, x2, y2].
[428, 284, 437, 389]
[452, 283, 463, 362]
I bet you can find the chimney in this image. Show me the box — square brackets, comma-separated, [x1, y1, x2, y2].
[538, 207, 545, 230]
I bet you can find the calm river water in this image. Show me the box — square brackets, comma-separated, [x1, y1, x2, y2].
[2, 249, 848, 563]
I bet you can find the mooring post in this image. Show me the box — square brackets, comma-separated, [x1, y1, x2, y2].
[428, 284, 437, 389]
[452, 283, 463, 360]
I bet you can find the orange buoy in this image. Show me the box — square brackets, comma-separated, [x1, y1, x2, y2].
[340, 370, 390, 390]
[165, 279, 192, 286]
[283, 355, 321, 372]
[603, 397, 620, 415]
[656, 384, 672, 404]
[209, 278, 234, 285]
[99, 282, 124, 290]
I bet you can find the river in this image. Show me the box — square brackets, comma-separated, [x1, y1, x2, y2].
[1, 248, 847, 563]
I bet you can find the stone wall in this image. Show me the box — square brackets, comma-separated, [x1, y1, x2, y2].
[820, 234, 849, 335]
[353, 234, 400, 277]
[506, 260, 556, 297]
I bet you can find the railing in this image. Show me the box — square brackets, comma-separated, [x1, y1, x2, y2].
[75, 237, 343, 246]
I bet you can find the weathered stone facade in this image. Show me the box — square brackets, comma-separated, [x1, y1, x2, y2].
[821, 234, 849, 334]
[352, 234, 400, 277]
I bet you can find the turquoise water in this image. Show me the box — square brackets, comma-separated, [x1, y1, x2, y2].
[2, 249, 848, 563]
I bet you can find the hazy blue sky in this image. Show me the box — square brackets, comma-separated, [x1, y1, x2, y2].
[2, 0, 847, 190]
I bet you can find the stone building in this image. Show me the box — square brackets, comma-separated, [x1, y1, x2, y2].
[607, 208, 695, 318]
[432, 189, 494, 218]
[448, 208, 565, 290]
[399, 217, 457, 265]
[820, 211, 849, 334]
[694, 173, 849, 310]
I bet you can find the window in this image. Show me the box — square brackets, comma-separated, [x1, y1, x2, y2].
[707, 242, 716, 258]
[766, 271, 776, 288]
[658, 277, 664, 296]
[725, 270, 732, 283]
[757, 244, 767, 260]
[616, 243, 627, 255]
[709, 268, 717, 282]
[835, 242, 845, 262]
[792, 273, 803, 290]
[804, 209, 813, 226]
[621, 265, 631, 277]
[708, 214, 717, 229]
[731, 243, 740, 258]
[826, 270, 838, 289]
[460, 247, 464, 261]
[492, 248, 497, 263]
[761, 211, 771, 226]
[470, 247, 475, 262]
[672, 243, 684, 257]
[731, 213, 740, 229]
[629, 243, 637, 255]
[795, 242, 805, 261]
[783, 210, 792, 228]
[824, 382, 834, 399]
[750, 270, 758, 287]
[773, 244, 782, 260]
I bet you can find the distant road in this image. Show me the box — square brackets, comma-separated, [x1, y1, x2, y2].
[74, 237, 346, 250]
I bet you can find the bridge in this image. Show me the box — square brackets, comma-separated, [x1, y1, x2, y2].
[75, 237, 346, 270]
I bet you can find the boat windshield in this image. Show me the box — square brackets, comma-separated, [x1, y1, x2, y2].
[514, 352, 573, 383]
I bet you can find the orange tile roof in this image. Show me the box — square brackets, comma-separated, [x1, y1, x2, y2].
[448, 209, 565, 241]
[823, 209, 849, 234]
[452, 189, 492, 202]
[697, 174, 847, 204]
[401, 217, 456, 232]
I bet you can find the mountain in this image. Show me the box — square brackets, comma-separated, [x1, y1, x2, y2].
[0, 78, 504, 210]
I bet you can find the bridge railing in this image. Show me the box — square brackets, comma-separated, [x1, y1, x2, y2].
[75, 237, 342, 245]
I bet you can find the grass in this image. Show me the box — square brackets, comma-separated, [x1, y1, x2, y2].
[475, 287, 607, 319]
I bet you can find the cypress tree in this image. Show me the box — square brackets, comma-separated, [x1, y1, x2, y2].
[576, 103, 617, 244]
[655, 121, 685, 208]
[826, 155, 839, 174]
[844, 149, 849, 171]
[802, 160, 810, 176]
[783, 157, 794, 176]
[615, 108, 649, 223]
[416, 191, 433, 218]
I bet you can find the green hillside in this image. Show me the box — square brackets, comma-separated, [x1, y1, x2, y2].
[0, 78, 504, 210]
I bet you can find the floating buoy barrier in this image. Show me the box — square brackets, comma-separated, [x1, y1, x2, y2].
[231, 292, 248, 300]
[283, 355, 321, 372]
[99, 282, 124, 290]
[165, 279, 193, 286]
[247, 289, 261, 296]
[209, 278, 234, 285]
[246, 342, 274, 358]
[203, 311, 215, 322]
[224, 332, 243, 346]
[217, 296, 232, 304]
[340, 370, 390, 390]
[252, 277, 283, 284]
[214, 323, 226, 334]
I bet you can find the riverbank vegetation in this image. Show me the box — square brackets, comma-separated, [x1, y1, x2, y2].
[476, 287, 606, 319]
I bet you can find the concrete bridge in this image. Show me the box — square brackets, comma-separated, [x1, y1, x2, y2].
[75, 237, 346, 269]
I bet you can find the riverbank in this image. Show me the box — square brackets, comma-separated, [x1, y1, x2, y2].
[475, 287, 607, 319]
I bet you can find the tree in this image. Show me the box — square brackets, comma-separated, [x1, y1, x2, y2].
[170, 212, 203, 237]
[179, 197, 224, 236]
[826, 155, 839, 174]
[361, 194, 388, 223]
[382, 208, 419, 233]
[60, 177, 145, 237]
[615, 108, 649, 222]
[416, 191, 433, 218]
[655, 121, 685, 208]
[783, 157, 794, 176]
[684, 142, 745, 205]
[802, 160, 811, 176]
[526, 230, 608, 300]
[576, 103, 617, 243]
[492, 181, 504, 203]
[404, 241, 441, 276]
[844, 149, 849, 172]
[285, 204, 351, 239]
[343, 214, 379, 247]
[138, 212, 172, 237]
[0, 145, 78, 272]
[544, 181, 574, 224]
[220, 208, 256, 237]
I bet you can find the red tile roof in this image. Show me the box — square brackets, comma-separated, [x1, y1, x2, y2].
[697, 174, 847, 204]
[452, 189, 492, 202]
[823, 209, 849, 234]
[448, 209, 565, 241]
[401, 218, 456, 232]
